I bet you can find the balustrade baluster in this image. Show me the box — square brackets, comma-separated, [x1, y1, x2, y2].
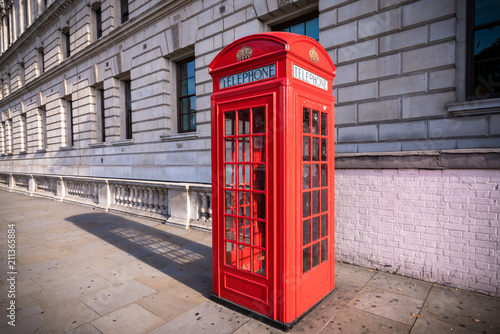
[200, 192, 208, 221]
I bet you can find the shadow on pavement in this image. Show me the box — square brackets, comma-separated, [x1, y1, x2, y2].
[66, 212, 212, 295]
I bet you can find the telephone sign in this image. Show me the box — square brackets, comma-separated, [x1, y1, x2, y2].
[209, 32, 336, 329]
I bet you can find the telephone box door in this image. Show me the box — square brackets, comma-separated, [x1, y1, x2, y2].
[213, 93, 275, 318]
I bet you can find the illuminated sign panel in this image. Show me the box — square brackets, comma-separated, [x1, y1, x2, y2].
[220, 64, 276, 89]
[293, 65, 328, 91]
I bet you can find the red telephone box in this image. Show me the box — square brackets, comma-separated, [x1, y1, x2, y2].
[209, 32, 336, 328]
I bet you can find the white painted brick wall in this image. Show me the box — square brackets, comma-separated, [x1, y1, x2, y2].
[335, 169, 500, 297]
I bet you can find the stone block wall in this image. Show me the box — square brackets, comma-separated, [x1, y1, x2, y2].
[335, 168, 500, 297]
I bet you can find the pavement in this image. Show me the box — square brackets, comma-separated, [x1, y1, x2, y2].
[0, 190, 499, 334]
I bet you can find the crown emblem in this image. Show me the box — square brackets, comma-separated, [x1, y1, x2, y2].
[236, 46, 253, 61]
[309, 48, 319, 64]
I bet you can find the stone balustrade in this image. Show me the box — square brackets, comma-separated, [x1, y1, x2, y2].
[0, 172, 212, 231]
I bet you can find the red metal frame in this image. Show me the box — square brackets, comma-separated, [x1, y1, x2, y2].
[210, 32, 336, 325]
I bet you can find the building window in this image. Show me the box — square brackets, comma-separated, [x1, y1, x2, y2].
[20, 113, 28, 152]
[467, 0, 500, 100]
[95, 7, 102, 39]
[63, 97, 74, 147]
[19, 62, 25, 87]
[5, 13, 10, 46]
[122, 79, 132, 139]
[273, 11, 319, 41]
[24, 0, 29, 29]
[95, 87, 106, 142]
[4, 120, 12, 154]
[62, 27, 70, 59]
[121, 0, 129, 24]
[38, 48, 45, 74]
[178, 58, 196, 133]
[38, 106, 47, 150]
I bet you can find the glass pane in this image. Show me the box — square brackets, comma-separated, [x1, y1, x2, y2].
[312, 110, 319, 134]
[303, 107, 310, 133]
[252, 107, 265, 133]
[253, 220, 266, 247]
[312, 190, 319, 215]
[187, 60, 195, 78]
[253, 249, 266, 276]
[182, 114, 189, 132]
[189, 113, 196, 131]
[180, 63, 188, 80]
[239, 192, 250, 217]
[225, 216, 236, 240]
[312, 164, 319, 188]
[321, 239, 328, 263]
[302, 164, 310, 190]
[225, 111, 235, 135]
[306, 17, 319, 41]
[303, 137, 310, 161]
[253, 136, 265, 162]
[180, 79, 188, 96]
[312, 243, 319, 268]
[473, 59, 500, 99]
[188, 77, 195, 95]
[475, 0, 500, 26]
[225, 139, 235, 162]
[321, 164, 328, 187]
[321, 138, 327, 161]
[312, 217, 319, 241]
[303, 219, 310, 246]
[303, 246, 311, 273]
[225, 165, 236, 188]
[303, 192, 310, 218]
[239, 218, 251, 244]
[291, 22, 305, 35]
[238, 137, 250, 162]
[238, 244, 251, 272]
[252, 166, 265, 191]
[253, 193, 265, 219]
[474, 26, 500, 59]
[312, 137, 319, 161]
[189, 96, 196, 112]
[321, 214, 327, 237]
[225, 191, 236, 214]
[321, 189, 328, 212]
[238, 109, 250, 134]
[225, 242, 237, 267]
[238, 165, 250, 189]
[321, 113, 327, 136]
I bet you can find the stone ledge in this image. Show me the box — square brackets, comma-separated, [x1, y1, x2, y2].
[447, 97, 500, 116]
[335, 149, 500, 169]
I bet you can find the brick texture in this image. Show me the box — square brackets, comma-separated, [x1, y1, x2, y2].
[335, 169, 500, 297]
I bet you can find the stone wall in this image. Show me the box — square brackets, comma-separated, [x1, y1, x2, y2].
[335, 168, 500, 297]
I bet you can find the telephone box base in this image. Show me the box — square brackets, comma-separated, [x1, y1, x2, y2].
[210, 288, 337, 332]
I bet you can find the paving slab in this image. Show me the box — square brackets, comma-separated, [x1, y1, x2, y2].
[147, 300, 250, 334]
[411, 316, 480, 334]
[420, 284, 500, 334]
[348, 285, 423, 326]
[80, 279, 157, 316]
[138, 290, 206, 321]
[91, 303, 165, 334]
[367, 271, 432, 301]
[65, 323, 102, 334]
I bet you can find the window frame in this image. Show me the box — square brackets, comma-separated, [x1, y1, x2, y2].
[272, 11, 320, 41]
[177, 57, 197, 133]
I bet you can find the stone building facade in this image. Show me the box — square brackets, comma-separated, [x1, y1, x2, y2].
[0, 0, 498, 296]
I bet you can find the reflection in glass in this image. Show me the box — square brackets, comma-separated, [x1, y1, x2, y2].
[321, 239, 328, 263]
[303, 137, 310, 161]
[238, 165, 250, 189]
[312, 164, 319, 188]
[305, 17, 319, 41]
[303, 165, 310, 190]
[253, 136, 265, 162]
[321, 112, 327, 136]
[321, 214, 327, 237]
[321, 164, 327, 187]
[253, 166, 265, 191]
[312, 243, 319, 268]
[253, 193, 266, 219]
[303, 246, 311, 273]
[473, 59, 500, 99]
[238, 109, 250, 134]
[225, 216, 236, 240]
[321, 138, 327, 161]
[312, 110, 319, 134]
[239, 192, 250, 217]
[225, 165, 235, 188]
[253, 221, 266, 247]
[239, 218, 251, 244]
[252, 107, 265, 133]
[303, 192, 310, 218]
[238, 137, 250, 162]
[225, 139, 235, 162]
[238, 244, 251, 272]
[321, 189, 328, 212]
[303, 219, 310, 246]
[312, 190, 319, 215]
[312, 217, 319, 241]
[254, 249, 266, 276]
[303, 107, 310, 133]
[225, 242, 236, 267]
[225, 191, 236, 214]
[225, 111, 235, 135]
[475, 0, 500, 26]
[312, 137, 319, 161]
